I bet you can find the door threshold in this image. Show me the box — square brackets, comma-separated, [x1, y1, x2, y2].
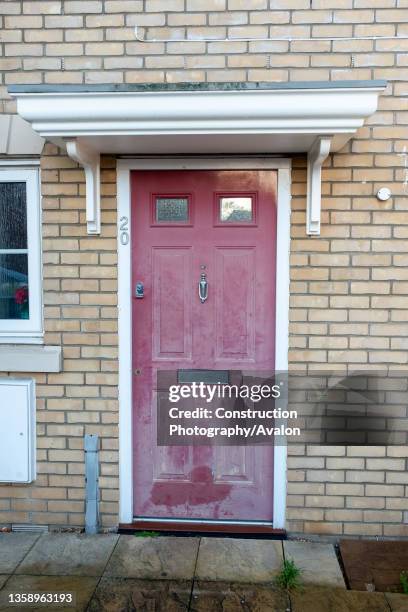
[118, 520, 286, 538]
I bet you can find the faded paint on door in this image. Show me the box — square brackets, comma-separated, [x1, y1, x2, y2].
[132, 170, 277, 522]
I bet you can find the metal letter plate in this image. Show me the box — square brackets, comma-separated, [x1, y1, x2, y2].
[177, 369, 229, 384]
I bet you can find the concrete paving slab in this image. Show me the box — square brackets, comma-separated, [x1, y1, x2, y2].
[0, 533, 40, 573]
[385, 593, 408, 612]
[88, 577, 191, 611]
[191, 581, 289, 611]
[16, 533, 118, 577]
[104, 535, 199, 580]
[195, 538, 283, 584]
[0, 574, 98, 612]
[0, 576, 9, 590]
[290, 586, 389, 612]
[283, 540, 345, 588]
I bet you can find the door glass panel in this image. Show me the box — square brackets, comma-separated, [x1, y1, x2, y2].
[156, 197, 189, 223]
[0, 254, 29, 320]
[0, 182, 27, 249]
[220, 196, 253, 223]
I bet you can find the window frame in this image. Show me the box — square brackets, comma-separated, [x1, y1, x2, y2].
[0, 167, 43, 343]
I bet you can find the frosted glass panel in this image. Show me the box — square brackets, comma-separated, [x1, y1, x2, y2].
[0, 254, 29, 320]
[220, 197, 252, 223]
[156, 197, 188, 223]
[0, 182, 27, 249]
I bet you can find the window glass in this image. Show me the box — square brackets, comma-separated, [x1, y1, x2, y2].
[0, 182, 27, 249]
[156, 197, 189, 223]
[0, 182, 29, 320]
[0, 254, 29, 320]
[220, 197, 253, 223]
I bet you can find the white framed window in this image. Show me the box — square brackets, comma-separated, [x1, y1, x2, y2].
[0, 167, 43, 343]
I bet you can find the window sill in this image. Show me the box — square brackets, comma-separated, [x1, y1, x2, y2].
[0, 335, 43, 345]
[0, 345, 61, 373]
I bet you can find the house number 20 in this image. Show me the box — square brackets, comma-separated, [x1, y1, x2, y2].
[119, 216, 129, 245]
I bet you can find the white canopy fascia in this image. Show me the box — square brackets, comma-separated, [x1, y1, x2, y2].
[9, 80, 386, 235]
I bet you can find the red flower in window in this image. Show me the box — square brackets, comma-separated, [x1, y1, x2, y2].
[15, 286, 29, 305]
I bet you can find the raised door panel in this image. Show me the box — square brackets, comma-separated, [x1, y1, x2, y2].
[214, 446, 256, 485]
[153, 446, 193, 482]
[215, 247, 255, 361]
[152, 247, 192, 360]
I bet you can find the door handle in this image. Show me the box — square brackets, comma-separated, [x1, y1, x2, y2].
[199, 270, 208, 303]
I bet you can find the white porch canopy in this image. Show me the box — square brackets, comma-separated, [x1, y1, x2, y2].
[9, 80, 386, 235]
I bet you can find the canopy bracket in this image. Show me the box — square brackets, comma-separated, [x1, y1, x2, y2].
[66, 139, 100, 235]
[307, 136, 332, 236]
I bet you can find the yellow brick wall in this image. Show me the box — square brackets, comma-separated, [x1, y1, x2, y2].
[287, 155, 408, 537]
[0, 148, 119, 529]
[0, 0, 407, 536]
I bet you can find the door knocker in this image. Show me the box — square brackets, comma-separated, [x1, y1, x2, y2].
[198, 266, 208, 303]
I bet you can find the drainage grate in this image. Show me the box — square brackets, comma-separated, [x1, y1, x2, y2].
[12, 524, 49, 533]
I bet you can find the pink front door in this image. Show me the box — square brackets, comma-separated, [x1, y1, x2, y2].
[132, 170, 277, 522]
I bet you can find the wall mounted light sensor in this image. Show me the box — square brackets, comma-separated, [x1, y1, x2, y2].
[376, 187, 391, 201]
